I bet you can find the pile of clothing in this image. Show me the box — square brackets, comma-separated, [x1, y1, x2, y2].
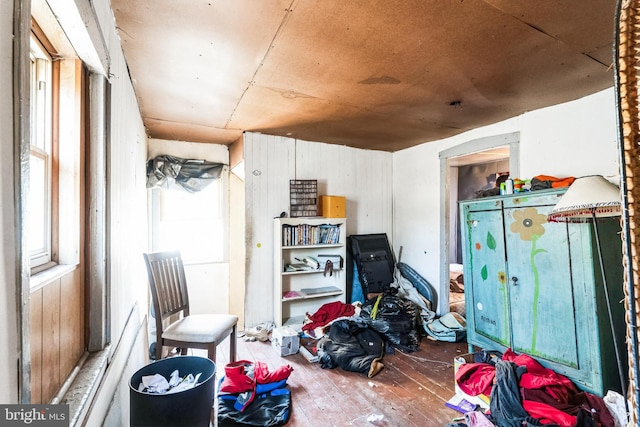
[217, 360, 294, 426]
[300, 287, 424, 379]
[301, 262, 456, 378]
[317, 317, 387, 378]
[453, 348, 621, 427]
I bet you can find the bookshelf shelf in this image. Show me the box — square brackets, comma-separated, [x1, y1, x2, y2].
[282, 243, 343, 250]
[282, 268, 343, 276]
[281, 286, 343, 302]
[273, 217, 346, 328]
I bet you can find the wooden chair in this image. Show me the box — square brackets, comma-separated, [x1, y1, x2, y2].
[143, 251, 238, 364]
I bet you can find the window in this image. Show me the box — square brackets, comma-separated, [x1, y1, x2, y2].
[151, 178, 227, 264]
[29, 35, 53, 270]
[26, 8, 88, 406]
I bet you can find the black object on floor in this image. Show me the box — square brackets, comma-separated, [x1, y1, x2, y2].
[349, 233, 394, 298]
[129, 356, 215, 427]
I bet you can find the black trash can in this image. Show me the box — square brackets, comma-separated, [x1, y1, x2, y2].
[129, 356, 216, 427]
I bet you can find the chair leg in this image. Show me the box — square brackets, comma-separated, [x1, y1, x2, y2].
[207, 343, 216, 364]
[229, 325, 237, 363]
[156, 340, 163, 361]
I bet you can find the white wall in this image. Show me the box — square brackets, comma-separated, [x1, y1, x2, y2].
[147, 139, 231, 315]
[107, 23, 149, 357]
[242, 132, 393, 327]
[2, 0, 148, 411]
[0, 0, 18, 403]
[393, 88, 620, 312]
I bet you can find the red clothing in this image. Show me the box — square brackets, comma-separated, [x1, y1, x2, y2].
[455, 361, 495, 396]
[220, 360, 293, 394]
[533, 175, 576, 188]
[522, 400, 576, 426]
[502, 348, 578, 403]
[220, 360, 255, 393]
[455, 348, 615, 427]
[254, 361, 294, 384]
[301, 301, 355, 332]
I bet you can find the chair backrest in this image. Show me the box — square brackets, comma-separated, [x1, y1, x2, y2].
[143, 251, 191, 333]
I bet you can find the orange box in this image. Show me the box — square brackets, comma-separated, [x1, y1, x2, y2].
[319, 195, 346, 218]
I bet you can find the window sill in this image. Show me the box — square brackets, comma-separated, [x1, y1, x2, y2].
[30, 264, 78, 292]
[56, 346, 110, 427]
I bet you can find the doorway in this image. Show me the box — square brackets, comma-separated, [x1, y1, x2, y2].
[438, 132, 519, 315]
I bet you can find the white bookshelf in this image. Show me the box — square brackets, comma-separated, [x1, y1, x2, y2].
[273, 217, 347, 329]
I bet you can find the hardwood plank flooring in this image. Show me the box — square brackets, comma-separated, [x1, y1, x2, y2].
[206, 335, 469, 427]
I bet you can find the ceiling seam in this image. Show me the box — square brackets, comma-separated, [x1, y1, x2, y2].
[224, 0, 298, 129]
[480, 0, 610, 68]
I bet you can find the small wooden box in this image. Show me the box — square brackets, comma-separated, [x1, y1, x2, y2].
[319, 196, 346, 218]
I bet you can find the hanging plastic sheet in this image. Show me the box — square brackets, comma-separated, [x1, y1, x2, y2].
[146, 154, 224, 193]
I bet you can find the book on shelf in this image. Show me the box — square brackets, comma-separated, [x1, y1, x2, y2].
[299, 286, 342, 295]
[296, 256, 319, 269]
[284, 263, 313, 272]
[282, 223, 341, 246]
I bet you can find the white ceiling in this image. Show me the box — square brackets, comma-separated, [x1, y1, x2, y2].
[111, 0, 616, 152]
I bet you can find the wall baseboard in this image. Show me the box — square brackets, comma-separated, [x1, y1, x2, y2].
[64, 303, 146, 427]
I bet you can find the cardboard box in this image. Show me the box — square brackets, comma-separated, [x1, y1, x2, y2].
[271, 326, 300, 356]
[319, 195, 346, 218]
[453, 352, 491, 410]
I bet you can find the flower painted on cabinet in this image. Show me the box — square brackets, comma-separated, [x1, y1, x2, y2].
[475, 242, 481, 250]
[509, 206, 548, 354]
[510, 207, 547, 241]
[497, 271, 507, 285]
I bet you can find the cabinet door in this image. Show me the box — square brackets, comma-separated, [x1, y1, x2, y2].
[464, 206, 510, 347]
[503, 201, 579, 368]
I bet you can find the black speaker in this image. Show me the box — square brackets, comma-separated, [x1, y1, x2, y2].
[348, 233, 394, 298]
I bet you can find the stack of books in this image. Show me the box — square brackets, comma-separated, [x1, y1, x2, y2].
[281, 224, 341, 246]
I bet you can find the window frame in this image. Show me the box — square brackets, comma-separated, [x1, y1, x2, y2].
[28, 34, 54, 272]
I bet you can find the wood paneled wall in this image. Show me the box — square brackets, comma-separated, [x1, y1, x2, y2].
[242, 132, 393, 327]
[30, 267, 84, 403]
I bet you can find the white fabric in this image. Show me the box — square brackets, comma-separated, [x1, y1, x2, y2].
[392, 269, 435, 321]
[162, 313, 237, 343]
[548, 175, 621, 222]
[603, 390, 629, 427]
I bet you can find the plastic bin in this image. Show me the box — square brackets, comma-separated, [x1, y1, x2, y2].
[129, 356, 216, 427]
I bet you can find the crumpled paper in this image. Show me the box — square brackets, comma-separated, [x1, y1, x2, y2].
[138, 369, 202, 394]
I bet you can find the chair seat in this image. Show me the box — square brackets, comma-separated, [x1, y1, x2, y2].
[163, 314, 238, 343]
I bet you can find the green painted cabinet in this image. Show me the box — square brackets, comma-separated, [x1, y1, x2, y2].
[459, 188, 626, 395]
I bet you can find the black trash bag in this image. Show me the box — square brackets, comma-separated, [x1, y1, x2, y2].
[361, 288, 421, 353]
[218, 389, 291, 426]
[316, 319, 385, 376]
[218, 384, 291, 426]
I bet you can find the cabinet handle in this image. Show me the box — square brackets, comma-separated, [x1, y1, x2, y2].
[511, 276, 518, 286]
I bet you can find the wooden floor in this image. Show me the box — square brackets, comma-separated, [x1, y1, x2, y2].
[206, 334, 469, 427]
